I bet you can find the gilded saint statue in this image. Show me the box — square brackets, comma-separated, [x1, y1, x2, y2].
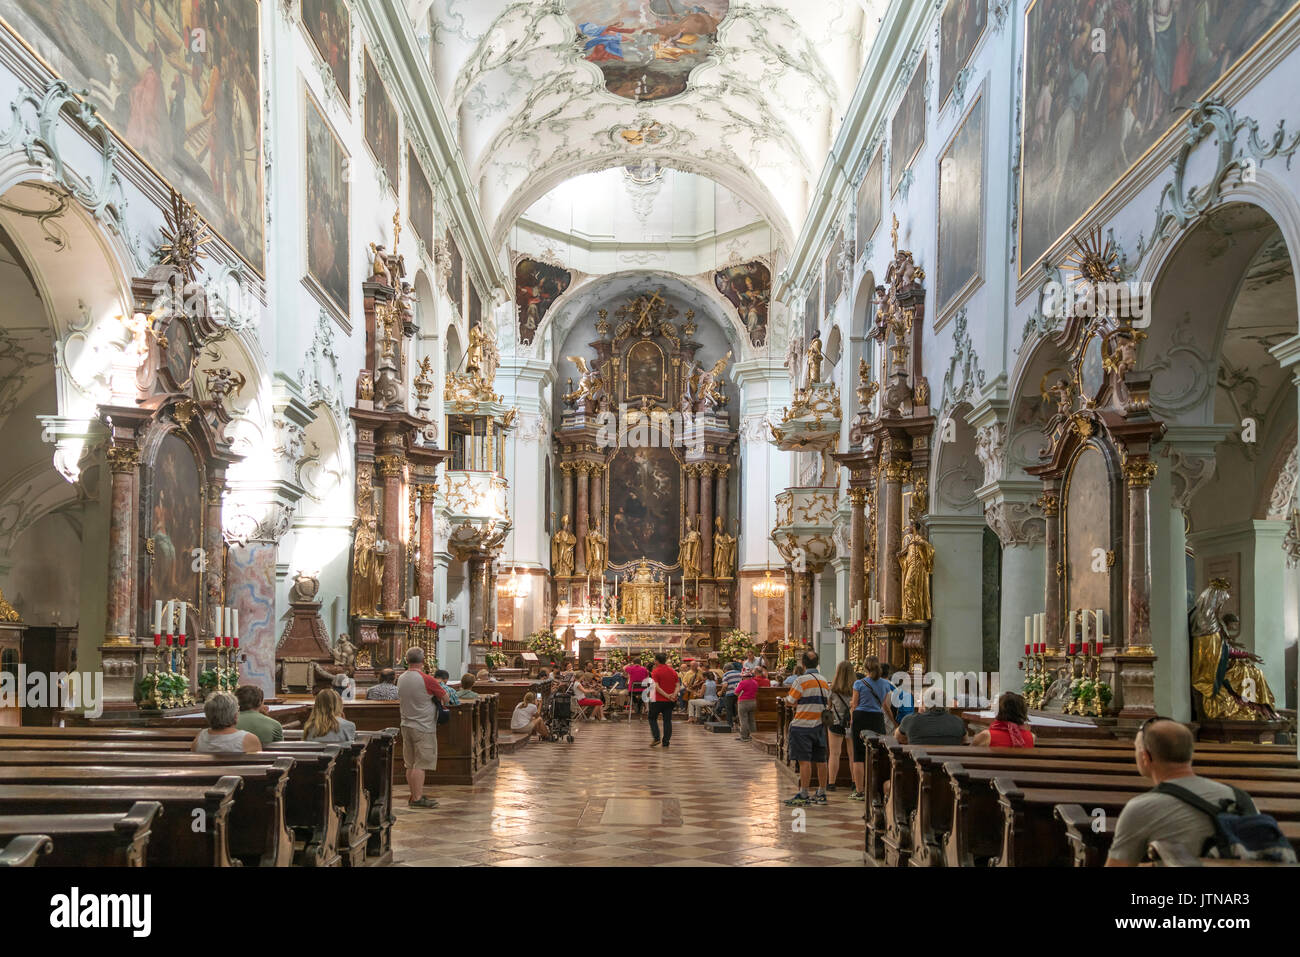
[897, 521, 934, 622]
[1189, 579, 1278, 722]
[466, 323, 487, 376]
[805, 329, 824, 386]
[551, 514, 576, 578]
[585, 526, 608, 575]
[712, 516, 736, 580]
[349, 501, 384, 618]
[678, 516, 703, 579]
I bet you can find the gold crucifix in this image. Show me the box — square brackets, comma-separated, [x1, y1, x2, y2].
[890, 214, 899, 254]
[392, 208, 402, 249]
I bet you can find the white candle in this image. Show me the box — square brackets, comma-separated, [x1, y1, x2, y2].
[224, 607, 232, 638]
[1067, 609, 1076, 646]
[154, 600, 163, 635]
[213, 607, 221, 637]
[1035, 613, 1044, 646]
[178, 602, 186, 636]
[165, 600, 174, 635]
[426, 600, 434, 621]
[1095, 609, 1104, 639]
[232, 609, 239, 640]
[1024, 615, 1032, 648]
[1080, 607, 1089, 647]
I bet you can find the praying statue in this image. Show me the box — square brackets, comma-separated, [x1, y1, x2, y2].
[551, 514, 576, 578]
[712, 516, 736, 580]
[1189, 579, 1278, 722]
[678, 516, 703, 579]
[897, 521, 934, 621]
[585, 526, 608, 575]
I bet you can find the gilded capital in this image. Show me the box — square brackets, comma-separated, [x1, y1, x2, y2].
[1036, 492, 1059, 517]
[1123, 459, 1158, 488]
[376, 453, 405, 478]
[106, 446, 140, 473]
[848, 487, 868, 508]
[417, 484, 439, 503]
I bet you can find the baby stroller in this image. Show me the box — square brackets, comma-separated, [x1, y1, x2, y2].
[544, 675, 577, 743]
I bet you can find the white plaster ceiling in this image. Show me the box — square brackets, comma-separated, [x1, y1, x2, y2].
[414, 0, 887, 250]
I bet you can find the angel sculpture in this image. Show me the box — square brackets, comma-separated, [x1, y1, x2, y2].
[368, 243, 391, 286]
[203, 367, 246, 402]
[563, 356, 607, 412]
[696, 351, 732, 413]
[855, 357, 879, 412]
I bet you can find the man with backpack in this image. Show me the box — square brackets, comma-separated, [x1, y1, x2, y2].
[1106, 718, 1292, 865]
[782, 650, 832, 807]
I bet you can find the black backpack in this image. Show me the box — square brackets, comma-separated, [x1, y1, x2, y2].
[1154, 782, 1297, 862]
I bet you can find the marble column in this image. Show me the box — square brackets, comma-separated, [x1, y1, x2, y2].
[1123, 459, 1158, 651]
[589, 464, 603, 542]
[417, 484, 436, 607]
[880, 457, 907, 621]
[468, 557, 486, 644]
[700, 464, 714, 574]
[203, 474, 226, 642]
[104, 446, 140, 641]
[377, 453, 405, 616]
[998, 539, 1045, 693]
[224, 504, 293, 696]
[715, 465, 730, 533]
[561, 463, 574, 529]
[575, 464, 589, 575]
[1041, 479, 1063, 648]
[848, 487, 866, 612]
[928, 516, 987, 678]
[685, 465, 699, 537]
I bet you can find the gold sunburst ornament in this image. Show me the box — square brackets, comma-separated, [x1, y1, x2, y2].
[1064, 226, 1122, 288]
[157, 189, 213, 285]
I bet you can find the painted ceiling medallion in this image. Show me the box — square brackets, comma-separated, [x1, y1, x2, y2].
[568, 0, 729, 101]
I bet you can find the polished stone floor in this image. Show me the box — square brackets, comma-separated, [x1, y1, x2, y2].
[390, 718, 866, 866]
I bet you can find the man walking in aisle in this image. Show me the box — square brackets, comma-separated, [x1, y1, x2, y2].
[647, 652, 679, 749]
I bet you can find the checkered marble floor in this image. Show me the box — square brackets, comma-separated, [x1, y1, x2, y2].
[390, 720, 867, 866]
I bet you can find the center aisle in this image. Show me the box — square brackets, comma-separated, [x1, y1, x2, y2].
[391, 720, 865, 866]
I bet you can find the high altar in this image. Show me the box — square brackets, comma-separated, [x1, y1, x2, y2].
[549, 292, 739, 657]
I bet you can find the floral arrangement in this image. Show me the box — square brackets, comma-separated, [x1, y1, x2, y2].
[1022, 670, 1047, 703]
[138, 669, 190, 708]
[484, 650, 506, 669]
[1070, 676, 1112, 716]
[637, 649, 657, 668]
[527, 629, 565, 662]
[198, 667, 240, 697]
[720, 628, 754, 663]
[605, 648, 628, 671]
[667, 650, 683, 670]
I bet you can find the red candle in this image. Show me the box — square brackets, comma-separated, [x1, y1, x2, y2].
[233, 638, 239, 649]
[153, 634, 161, 647]
[1068, 642, 1077, 655]
[1094, 639, 1102, 655]
[1024, 643, 1031, 656]
[165, 634, 173, 646]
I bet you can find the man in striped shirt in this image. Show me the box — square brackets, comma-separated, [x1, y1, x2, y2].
[783, 650, 831, 806]
[720, 662, 744, 729]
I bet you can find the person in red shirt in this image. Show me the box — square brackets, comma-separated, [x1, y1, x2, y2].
[753, 668, 772, 688]
[648, 652, 679, 749]
[624, 661, 649, 718]
[735, 672, 759, 740]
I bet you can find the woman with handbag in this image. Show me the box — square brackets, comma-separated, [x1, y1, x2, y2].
[849, 656, 896, 801]
[827, 661, 856, 792]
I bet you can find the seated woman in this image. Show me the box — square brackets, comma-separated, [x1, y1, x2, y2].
[687, 671, 719, 722]
[575, 673, 607, 720]
[303, 687, 358, 743]
[972, 692, 1035, 748]
[193, 691, 261, 753]
[510, 691, 551, 741]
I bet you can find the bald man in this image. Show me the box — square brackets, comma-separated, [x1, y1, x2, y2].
[1105, 718, 1258, 866]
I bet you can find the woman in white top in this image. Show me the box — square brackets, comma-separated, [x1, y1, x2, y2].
[193, 691, 261, 753]
[510, 692, 551, 741]
[303, 687, 358, 743]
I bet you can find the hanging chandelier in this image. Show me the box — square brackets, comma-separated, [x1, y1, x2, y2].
[500, 566, 529, 603]
[753, 568, 786, 600]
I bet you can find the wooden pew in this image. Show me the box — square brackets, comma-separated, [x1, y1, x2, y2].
[268, 737, 369, 866]
[1057, 803, 1300, 867]
[0, 741, 345, 867]
[996, 780, 1300, 867]
[0, 781, 240, 866]
[0, 803, 161, 866]
[0, 761, 295, 867]
[0, 833, 52, 866]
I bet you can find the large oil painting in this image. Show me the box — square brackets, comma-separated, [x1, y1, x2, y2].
[446, 230, 463, 316]
[408, 145, 434, 251]
[625, 340, 666, 401]
[937, 90, 986, 320]
[1064, 444, 1114, 625]
[891, 52, 927, 194]
[1, 0, 264, 272]
[565, 0, 729, 101]
[608, 446, 682, 568]
[516, 258, 572, 345]
[364, 48, 399, 195]
[714, 261, 770, 347]
[302, 0, 350, 104]
[824, 230, 846, 317]
[1021, 0, 1295, 274]
[148, 433, 203, 619]
[305, 89, 349, 317]
[856, 146, 883, 254]
[939, 0, 986, 107]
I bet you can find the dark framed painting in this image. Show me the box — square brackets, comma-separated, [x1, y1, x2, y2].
[302, 0, 350, 104]
[937, 88, 986, 321]
[304, 86, 350, 318]
[824, 230, 845, 316]
[145, 432, 204, 621]
[468, 283, 482, 329]
[625, 341, 666, 402]
[407, 145, 434, 251]
[608, 445, 683, 569]
[363, 47, 399, 196]
[0, 0, 265, 273]
[714, 261, 770, 347]
[939, 0, 986, 108]
[445, 229, 463, 316]
[891, 51, 927, 195]
[1019, 0, 1297, 276]
[565, 0, 729, 101]
[856, 146, 883, 255]
[516, 258, 571, 345]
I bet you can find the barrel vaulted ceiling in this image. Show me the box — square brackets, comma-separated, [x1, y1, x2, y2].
[407, 0, 887, 251]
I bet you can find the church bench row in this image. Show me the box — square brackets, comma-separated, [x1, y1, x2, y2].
[0, 833, 52, 866]
[0, 725, 399, 864]
[341, 697, 498, 786]
[0, 803, 161, 866]
[0, 738, 344, 865]
[1056, 805, 1300, 867]
[0, 780, 241, 865]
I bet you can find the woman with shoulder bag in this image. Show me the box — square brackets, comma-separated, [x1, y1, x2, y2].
[826, 660, 856, 791]
[849, 656, 896, 800]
